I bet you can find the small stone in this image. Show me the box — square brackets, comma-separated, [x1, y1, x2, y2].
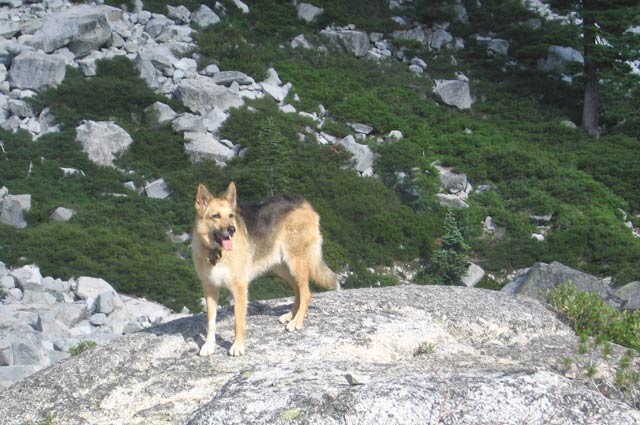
[90, 313, 108, 326]
[144, 178, 171, 199]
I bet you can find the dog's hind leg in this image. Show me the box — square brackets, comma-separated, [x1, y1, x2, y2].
[200, 285, 219, 356]
[273, 265, 300, 325]
[284, 260, 311, 332]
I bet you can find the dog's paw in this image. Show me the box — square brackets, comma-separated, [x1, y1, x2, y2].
[285, 320, 304, 332]
[278, 312, 293, 324]
[229, 342, 245, 357]
[199, 341, 216, 357]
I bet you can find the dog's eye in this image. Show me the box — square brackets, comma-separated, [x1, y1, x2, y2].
[229, 214, 234, 218]
[211, 213, 221, 219]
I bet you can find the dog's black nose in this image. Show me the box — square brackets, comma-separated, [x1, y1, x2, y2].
[227, 225, 236, 236]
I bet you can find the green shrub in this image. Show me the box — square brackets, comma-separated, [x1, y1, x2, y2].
[31, 57, 176, 130]
[547, 281, 640, 350]
[69, 340, 97, 356]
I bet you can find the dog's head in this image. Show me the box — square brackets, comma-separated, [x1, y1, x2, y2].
[194, 182, 238, 251]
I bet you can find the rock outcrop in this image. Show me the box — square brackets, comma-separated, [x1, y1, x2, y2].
[1, 285, 638, 424]
[0, 263, 184, 389]
[503, 261, 628, 308]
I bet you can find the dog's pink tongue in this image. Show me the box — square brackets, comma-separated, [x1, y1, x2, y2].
[222, 238, 233, 250]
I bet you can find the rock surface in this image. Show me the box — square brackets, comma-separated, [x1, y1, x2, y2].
[1, 285, 638, 424]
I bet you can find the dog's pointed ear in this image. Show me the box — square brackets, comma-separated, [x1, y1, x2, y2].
[195, 184, 212, 216]
[224, 181, 237, 210]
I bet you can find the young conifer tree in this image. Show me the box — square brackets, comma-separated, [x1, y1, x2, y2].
[431, 208, 469, 284]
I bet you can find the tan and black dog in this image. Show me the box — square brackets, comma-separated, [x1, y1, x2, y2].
[192, 182, 337, 356]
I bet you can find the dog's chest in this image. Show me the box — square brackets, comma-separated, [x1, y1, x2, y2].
[206, 263, 232, 288]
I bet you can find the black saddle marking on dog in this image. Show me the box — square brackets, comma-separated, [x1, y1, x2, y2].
[239, 194, 305, 239]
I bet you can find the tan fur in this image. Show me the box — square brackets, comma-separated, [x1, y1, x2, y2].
[192, 181, 336, 356]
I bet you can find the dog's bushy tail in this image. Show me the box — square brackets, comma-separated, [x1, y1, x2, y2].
[311, 259, 337, 290]
[309, 239, 338, 290]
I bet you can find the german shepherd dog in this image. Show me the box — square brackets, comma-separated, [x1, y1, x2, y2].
[192, 182, 337, 356]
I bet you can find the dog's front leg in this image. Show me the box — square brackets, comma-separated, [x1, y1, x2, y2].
[229, 283, 248, 356]
[200, 284, 219, 356]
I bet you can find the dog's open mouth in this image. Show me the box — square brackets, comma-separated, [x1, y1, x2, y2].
[214, 234, 233, 251]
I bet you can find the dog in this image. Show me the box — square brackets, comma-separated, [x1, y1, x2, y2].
[192, 182, 337, 356]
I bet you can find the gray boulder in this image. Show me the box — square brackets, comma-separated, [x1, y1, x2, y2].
[95, 292, 115, 315]
[22, 290, 57, 306]
[175, 76, 245, 114]
[502, 262, 623, 307]
[319, 29, 370, 57]
[392, 26, 429, 45]
[296, 3, 324, 22]
[49, 207, 76, 222]
[433, 79, 473, 110]
[74, 277, 124, 314]
[336, 135, 374, 177]
[172, 113, 207, 133]
[144, 178, 171, 199]
[0, 194, 31, 228]
[203, 108, 228, 134]
[75, 121, 133, 167]
[435, 193, 469, 209]
[49, 302, 88, 328]
[1, 285, 639, 424]
[348, 122, 373, 135]
[25, 5, 112, 57]
[191, 5, 220, 28]
[434, 165, 470, 195]
[539, 45, 584, 74]
[171, 112, 207, 133]
[488, 38, 510, 56]
[8, 264, 40, 291]
[90, 313, 108, 326]
[430, 29, 453, 50]
[8, 99, 33, 118]
[461, 262, 485, 287]
[174, 58, 198, 79]
[231, 0, 249, 13]
[184, 132, 236, 164]
[614, 281, 640, 310]
[133, 53, 159, 89]
[0, 276, 15, 290]
[121, 294, 174, 324]
[144, 101, 177, 127]
[291, 34, 313, 49]
[167, 5, 191, 24]
[8, 51, 66, 91]
[211, 71, 255, 86]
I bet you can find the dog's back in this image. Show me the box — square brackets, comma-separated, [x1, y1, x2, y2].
[238, 194, 336, 290]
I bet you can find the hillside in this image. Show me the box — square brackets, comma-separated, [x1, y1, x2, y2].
[0, 0, 639, 313]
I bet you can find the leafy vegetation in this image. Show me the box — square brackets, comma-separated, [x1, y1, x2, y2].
[548, 282, 640, 350]
[69, 340, 97, 356]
